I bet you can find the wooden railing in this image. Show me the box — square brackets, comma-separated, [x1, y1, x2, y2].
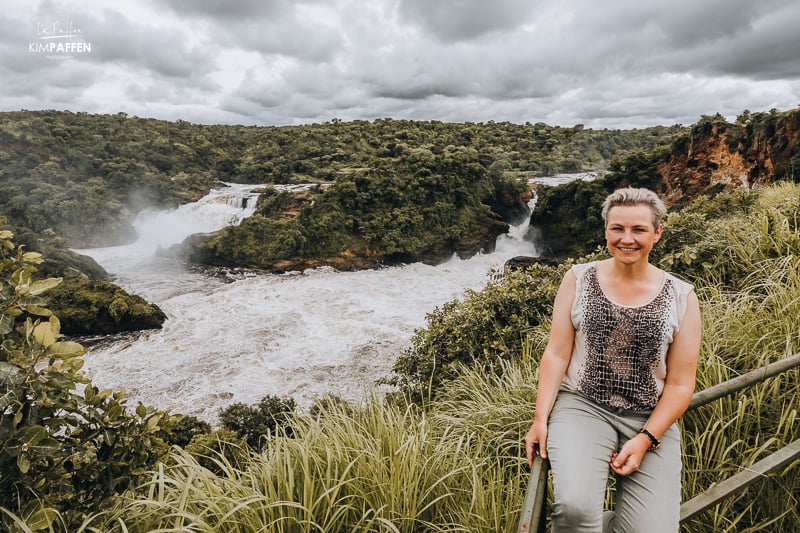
[517, 351, 800, 533]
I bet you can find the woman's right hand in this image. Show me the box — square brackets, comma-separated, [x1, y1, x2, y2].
[525, 420, 548, 466]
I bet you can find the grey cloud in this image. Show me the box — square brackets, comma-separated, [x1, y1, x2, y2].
[398, 0, 534, 42]
[159, 0, 343, 62]
[217, 17, 343, 62]
[3, 0, 800, 130]
[159, 0, 289, 20]
[79, 9, 217, 81]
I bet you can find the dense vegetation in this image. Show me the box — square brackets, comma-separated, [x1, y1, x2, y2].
[0, 223, 170, 529]
[2, 109, 798, 530]
[1, 181, 798, 532]
[0, 110, 682, 249]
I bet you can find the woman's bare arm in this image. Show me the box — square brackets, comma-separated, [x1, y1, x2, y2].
[525, 270, 577, 465]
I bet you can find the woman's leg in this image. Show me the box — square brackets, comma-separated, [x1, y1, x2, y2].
[613, 423, 682, 533]
[547, 392, 619, 533]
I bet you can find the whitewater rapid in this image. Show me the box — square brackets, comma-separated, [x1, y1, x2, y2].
[77, 182, 541, 423]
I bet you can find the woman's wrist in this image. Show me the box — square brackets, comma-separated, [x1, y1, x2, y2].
[638, 428, 661, 451]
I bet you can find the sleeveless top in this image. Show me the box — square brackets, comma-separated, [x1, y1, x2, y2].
[561, 261, 694, 411]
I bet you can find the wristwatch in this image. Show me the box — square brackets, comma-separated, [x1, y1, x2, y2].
[639, 428, 661, 451]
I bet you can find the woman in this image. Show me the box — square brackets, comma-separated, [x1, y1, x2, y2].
[524, 187, 702, 532]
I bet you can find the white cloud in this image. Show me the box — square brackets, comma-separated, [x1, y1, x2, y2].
[0, 0, 799, 128]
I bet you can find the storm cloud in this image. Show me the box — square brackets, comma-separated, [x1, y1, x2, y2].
[2, 0, 799, 128]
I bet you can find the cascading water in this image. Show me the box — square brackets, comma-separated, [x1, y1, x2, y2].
[77, 182, 542, 423]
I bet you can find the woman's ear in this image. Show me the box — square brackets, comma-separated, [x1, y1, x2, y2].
[654, 224, 663, 242]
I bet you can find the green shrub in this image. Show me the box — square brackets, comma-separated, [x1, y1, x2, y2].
[184, 428, 249, 475]
[0, 221, 170, 530]
[154, 414, 212, 448]
[218, 395, 297, 451]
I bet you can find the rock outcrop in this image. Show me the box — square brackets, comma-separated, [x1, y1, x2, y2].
[659, 110, 800, 205]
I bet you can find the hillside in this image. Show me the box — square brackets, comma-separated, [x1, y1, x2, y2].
[0, 111, 683, 331]
[531, 108, 800, 258]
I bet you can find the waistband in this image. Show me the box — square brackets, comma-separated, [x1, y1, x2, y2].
[558, 387, 654, 418]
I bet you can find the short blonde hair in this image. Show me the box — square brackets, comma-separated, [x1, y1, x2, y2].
[601, 187, 666, 229]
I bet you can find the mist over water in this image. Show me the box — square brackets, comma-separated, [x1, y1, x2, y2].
[77, 182, 542, 423]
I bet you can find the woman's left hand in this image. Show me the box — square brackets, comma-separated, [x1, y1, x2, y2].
[609, 434, 651, 476]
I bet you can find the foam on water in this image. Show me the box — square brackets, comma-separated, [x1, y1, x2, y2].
[77, 182, 543, 422]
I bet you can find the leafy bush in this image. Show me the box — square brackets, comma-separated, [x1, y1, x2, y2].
[154, 414, 212, 448]
[184, 428, 249, 475]
[0, 221, 169, 529]
[389, 260, 575, 403]
[218, 395, 297, 451]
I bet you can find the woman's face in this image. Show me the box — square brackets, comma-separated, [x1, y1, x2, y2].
[605, 204, 662, 264]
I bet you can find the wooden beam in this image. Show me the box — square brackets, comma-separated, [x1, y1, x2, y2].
[689, 352, 800, 410]
[680, 438, 800, 523]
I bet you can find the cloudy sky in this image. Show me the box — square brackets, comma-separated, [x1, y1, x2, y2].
[2, 0, 800, 129]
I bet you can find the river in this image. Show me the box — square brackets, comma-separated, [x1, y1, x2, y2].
[76, 182, 544, 422]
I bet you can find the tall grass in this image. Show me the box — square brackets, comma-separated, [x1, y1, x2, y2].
[85, 396, 531, 532]
[9, 183, 798, 532]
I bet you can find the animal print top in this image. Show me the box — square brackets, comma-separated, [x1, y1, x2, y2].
[561, 261, 694, 411]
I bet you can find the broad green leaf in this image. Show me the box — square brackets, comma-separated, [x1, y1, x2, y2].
[136, 403, 147, 418]
[41, 370, 76, 389]
[17, 425, 48, 445]
[22, 304, 52, 317]
[19, 295, 46, 306]
[49, 315, 61, 337]
[145, 413, 162, 433]
[17, 453, 31, 473]
[48, 341, 85, 358]
[33, 322, 56, 348]
[28, 277, 62, 295]
[21, 251, 43, 262]
[0, 313, 14, 334]
[0, 391, 17, 411]
[3, 306, 23, 318]
[0, 230, 13, 239]
[0, 361, 22, 384]
[28, 436, 61, 455]
[26, 508, 58, 530]
[95, 388, 112, 401]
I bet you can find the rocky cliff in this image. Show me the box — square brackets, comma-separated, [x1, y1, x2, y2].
[659, 109, 800, 205]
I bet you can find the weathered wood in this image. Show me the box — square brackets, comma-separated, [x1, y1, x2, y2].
[517, 455, 548, 533]
[689, 352, 800, 410]
[680, 438, 800, 523]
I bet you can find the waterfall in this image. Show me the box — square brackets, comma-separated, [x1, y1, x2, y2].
[130, 183, 280, 254]
[76, 182, 541, 422]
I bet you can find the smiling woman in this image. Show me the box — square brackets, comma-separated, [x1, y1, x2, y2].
[525, 187, 702, 532]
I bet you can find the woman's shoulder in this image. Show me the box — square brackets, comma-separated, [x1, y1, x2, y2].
[662, 268, 695, 296]
[570, 260, 598, 278]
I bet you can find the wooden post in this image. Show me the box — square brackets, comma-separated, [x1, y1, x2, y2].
[517, 455, 548, 533]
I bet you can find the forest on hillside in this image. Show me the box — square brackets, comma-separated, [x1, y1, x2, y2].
[0, 111, 686, 333]
[0, 110, 683, 249]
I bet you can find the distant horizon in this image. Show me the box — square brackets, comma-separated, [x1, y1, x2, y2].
[5, 105, 788, 131]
